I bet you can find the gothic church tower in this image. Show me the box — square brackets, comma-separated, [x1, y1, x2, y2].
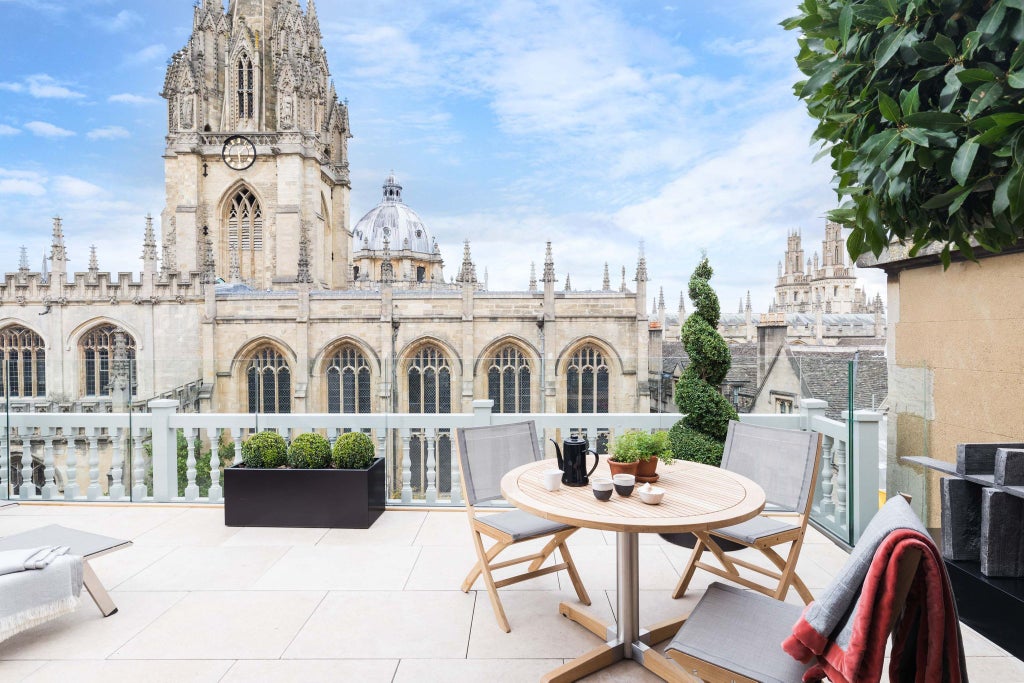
[161, 0, 351, 289]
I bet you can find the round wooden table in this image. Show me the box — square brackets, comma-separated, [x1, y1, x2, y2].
[501, 457, 766, 682]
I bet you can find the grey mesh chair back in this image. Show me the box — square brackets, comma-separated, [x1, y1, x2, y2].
[722, 420, 820, 513]
[457, 421, 540, 506]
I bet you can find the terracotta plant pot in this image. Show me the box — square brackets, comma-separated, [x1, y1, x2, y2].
[636, 456, 659, 483]
[607, 460, 639, 478]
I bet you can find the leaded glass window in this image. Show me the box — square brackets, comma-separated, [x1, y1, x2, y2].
[327, 346, 371, 413]
[407, 345, 452, 496]
[1, 326, 46, 398]
[246, 347, 290, 413]
[81, 325, 136, 397]
[486, 345, 531, 414]
[237, 55, 254, 120]
[565, 344, 610, 453]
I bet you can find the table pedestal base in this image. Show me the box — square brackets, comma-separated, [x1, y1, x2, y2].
[541, 532, 697, 682]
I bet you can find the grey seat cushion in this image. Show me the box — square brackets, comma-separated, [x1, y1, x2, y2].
[478, 509, 574, 541]
[666, 582, 808, 683]
[714, 516, 798, 545]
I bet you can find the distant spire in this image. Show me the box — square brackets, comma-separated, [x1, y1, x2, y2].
[652, 298, 657, 315]
[456, 239, 477, 284]
[602, 262, 610, 291]
[620, 266, 626, 292]
[738, 298, 743, 314]
[746, 290, 752, 311]
[528, 262, 537, 291]
[658, 287, 665, 310]
[142, 214, 158, 266]
[564, 273, 571, 291]
[678, 290, 686, 317]
[18, 246, 29, 273]
[40, 250, 49, 283]
[88, 245, 99, 273]
[634, 242, 648, 282]
[542, 242, 555, 283]
[306, 0, 320, 30]
[50, 216, 67, 266]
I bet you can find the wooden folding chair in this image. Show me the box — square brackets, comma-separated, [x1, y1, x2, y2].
[456, 421, 590, 632]
[642, 496, 929, 683]
[662, 421, 822, 604]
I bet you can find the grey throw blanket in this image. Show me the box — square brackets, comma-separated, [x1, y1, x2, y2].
[0, 547, 83, 642]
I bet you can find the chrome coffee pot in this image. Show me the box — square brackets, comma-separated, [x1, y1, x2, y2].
[550, 435, 599, 487]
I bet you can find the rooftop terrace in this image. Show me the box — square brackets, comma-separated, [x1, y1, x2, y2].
[0, 503, 1019, 682]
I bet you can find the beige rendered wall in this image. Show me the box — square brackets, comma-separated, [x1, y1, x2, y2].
[888, 251, 1024, 525]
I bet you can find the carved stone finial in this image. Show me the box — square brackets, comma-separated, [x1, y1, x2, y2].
[456, 239, 477, 284]
[142, 214, 158, 265]
[634, 242, 648, 282]
[620, 266, 626, 292]
[564, 274, 571, 292]
[50, 216, 67, 266]
[528, 262, 537, 291]
[380, 238, 394, 283]
[658, 286, 665, 310]
[201, 236, 216, 284]
[542, 242, 556, 283]
[296, 220, 312, 284]
[602, 262, 610, 291]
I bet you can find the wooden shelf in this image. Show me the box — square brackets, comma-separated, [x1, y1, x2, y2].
[902, 456, 1024, 499]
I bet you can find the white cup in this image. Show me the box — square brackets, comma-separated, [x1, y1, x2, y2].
[612, 473, 635, 487]
[542, 469, 563, 491]
[590, 476, 613, 491]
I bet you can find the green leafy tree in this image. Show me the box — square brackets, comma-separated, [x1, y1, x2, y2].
[786, 0, 1024, 267]
[671, 258, 738, 466]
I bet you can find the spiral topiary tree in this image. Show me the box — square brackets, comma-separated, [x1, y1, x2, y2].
[669, 257, 738, 466]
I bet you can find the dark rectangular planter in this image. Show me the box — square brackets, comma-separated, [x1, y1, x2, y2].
[224, 457, 386, 529]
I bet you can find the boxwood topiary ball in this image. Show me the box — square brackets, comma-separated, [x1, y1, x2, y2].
[241, 431, 288, 468]
[287, 432, 332, 469]
[332, 431, 376, 469]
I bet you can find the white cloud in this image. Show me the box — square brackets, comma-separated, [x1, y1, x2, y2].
[53, 175, 105, 199]
[0, 124, 20, 135]
[87, 126, 130, 140]
[126, 44, 167, 65]
[109, 93, 157, 105]
[0, 179, 46, 196]
[0, 82, 25, 93]
[24, 74, 85, 99]
[103, 9, 141, 32]
[25, 121, 75, 138]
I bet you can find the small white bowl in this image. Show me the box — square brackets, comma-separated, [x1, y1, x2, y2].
[638, 486, 665, 505]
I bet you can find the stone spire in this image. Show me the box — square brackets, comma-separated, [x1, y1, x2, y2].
[528, 262, 537, 291]
[380, 238, 395, 283]
[564, 274, 571, 292]
[620, 266, 626, 292]
[738, 298, 744, 314]
[18, 246, 29, 273]
[542, 242, 556, 283]
[652, 298, 657, 316]
[296, 221, 312, 284]
[160, 217, 176, 281]
[456, 239, 477, 284]
[678, 291, 686, 319]
[50, 216, 67, 271]
[634, 243, 648, 283]
[87, 245, 99, 284]
[40, 250, 49, 284]
[142, 214, 158, 275]
[746, 290, 752, 311]
[602, 262, 611, 291]
[658, 287, 665, 310]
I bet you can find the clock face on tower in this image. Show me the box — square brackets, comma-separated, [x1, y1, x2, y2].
[222, 135, 256, 171]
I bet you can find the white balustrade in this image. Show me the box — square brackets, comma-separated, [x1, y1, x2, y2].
[207, 426, 223, 503]
[184, 428, 199, 501]
[132, 426, 148, 500]
[425, 427, 437, 505]
[18, 426, 33, 500]
[109, 427, 125, 501]
[41, 428, 58, 500]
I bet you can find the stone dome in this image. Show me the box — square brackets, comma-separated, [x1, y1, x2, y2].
[352, 174, 435, 254]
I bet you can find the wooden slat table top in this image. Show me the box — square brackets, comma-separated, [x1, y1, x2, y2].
[501, 458, 766, 533]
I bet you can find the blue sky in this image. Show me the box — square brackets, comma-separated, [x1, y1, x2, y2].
[0, 0, 885, 312]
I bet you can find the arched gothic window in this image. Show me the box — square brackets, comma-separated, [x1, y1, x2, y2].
[229, 188, 263, 253]
[1, 326, 46, 398]
[566, 345, 609, 414]
[81, 325, 136, 397]
[237, 54, 254, 120]
[246, 347, 291, 414]
[327, 346, 371, 413]
[487, 345, 531, 414]
[407, 345, 452, 497]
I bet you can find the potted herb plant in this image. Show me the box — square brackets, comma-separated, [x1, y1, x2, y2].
[224, 430, 385, 529]
[612, 430, 673, 483]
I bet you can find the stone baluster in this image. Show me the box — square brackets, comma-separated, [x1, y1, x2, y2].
[207, 427, 222, 503]
[64, 430, 80, 500]
[41, 428, 58, 499]
[425, 426, 437, 505]
[376, 430, 387, 495]
[18, 427, 34, 499]
[834, 437, 848, 530]
[818, 435, 834, 515]
[401, 429, 412, 503]
[450, 433, 462, 506]
[86, 427, 102, 500]
[231, 428, 243, 465]
[132, 426, 148, 500]
[109, 427, 125, 501]
[185, 428, 199, 501]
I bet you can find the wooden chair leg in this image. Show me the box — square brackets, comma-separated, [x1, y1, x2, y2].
[461, 534, 506, 592]
[528, 530, 570, 571]
[764, 539, 812, 603]
[672, 536, 706, 599]
[558, 541, 591, 606]
[470, 529, 512, 632]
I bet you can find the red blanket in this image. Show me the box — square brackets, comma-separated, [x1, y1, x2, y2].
[782, 529, 966, 683]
